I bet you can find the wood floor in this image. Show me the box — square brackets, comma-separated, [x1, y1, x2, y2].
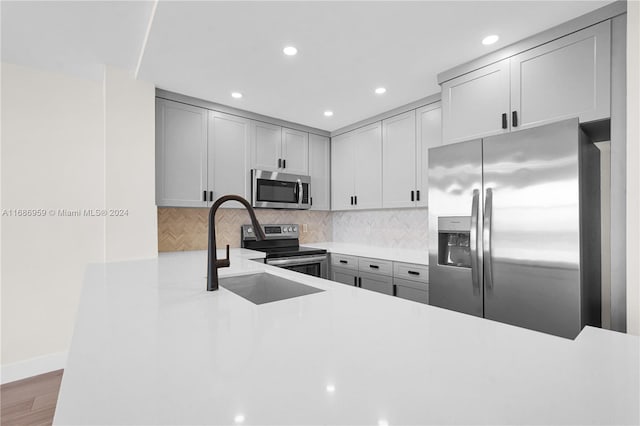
[1, 370, 63, 426]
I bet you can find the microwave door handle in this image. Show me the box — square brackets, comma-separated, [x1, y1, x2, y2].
[296, 179, 303, 204]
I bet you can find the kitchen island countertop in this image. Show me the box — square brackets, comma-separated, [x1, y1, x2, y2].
[54, 249, 639, 425]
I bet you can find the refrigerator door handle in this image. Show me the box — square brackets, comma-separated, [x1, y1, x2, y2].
[483, 188, 494, 291]
[470, 189, 481, 295]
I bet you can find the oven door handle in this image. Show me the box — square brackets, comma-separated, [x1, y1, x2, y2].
[266, 255, 328, 266]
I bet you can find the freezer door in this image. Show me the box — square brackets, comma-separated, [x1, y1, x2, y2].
[482, 119, 582, 338]
[428, 139, 483, 317]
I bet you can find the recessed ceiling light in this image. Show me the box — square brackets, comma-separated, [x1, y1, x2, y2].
[326, 384, 336, 393]
[231, 92, 243, 99]
[378, 420, 389, 426]
[324, 110, 334, 117]
[234, 414, 245, 424]
[283, 46, 298, 56]
[375, 87, 386, 95]
[482, 35, 499, 45]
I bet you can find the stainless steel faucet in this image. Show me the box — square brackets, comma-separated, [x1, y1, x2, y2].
[207, 195, 266, 291]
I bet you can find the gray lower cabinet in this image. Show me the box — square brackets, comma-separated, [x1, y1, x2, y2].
[329, 253, 429, 302]
[359, 271, 394, 296]
[331, 266, 358, 286]
[394, 278, 429, 304]
[394, 262, 429, 304]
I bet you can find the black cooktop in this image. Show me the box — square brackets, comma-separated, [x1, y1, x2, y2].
[251, 245, 327, 259]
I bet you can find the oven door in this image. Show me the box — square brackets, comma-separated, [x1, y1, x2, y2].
[252, 169, 310, 209]
[266, 255, 328, 279]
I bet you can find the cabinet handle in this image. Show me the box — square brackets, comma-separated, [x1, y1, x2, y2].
[416, 190, 420, 201]
[512, 111, 518, 127]
[411, 190, 414, 202]
[278, 158, 282, 168]
[393, 285, 397, 296]
[408, 271, 420, 276]
[283, 159, 286, 169]
[501, 113, 508, 129]
[203, 190, 207, 202]
[350, 196, 354, 205]
[353, 276, 357, 286]
[310, 197, 313, 206]
[369, 264, 379, 269]
[358, 277, 362, 287]
[354, 196, 357, 205]
[340, 260, 348, 264]
[209, 191, 213, 202]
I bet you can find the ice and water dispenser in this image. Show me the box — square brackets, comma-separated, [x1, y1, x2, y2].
[438, 217, 471, 268]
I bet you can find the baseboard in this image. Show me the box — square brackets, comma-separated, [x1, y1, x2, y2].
[1, 351, 67, 384]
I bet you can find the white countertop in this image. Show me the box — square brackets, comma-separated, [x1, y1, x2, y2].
[305, 242, 429, 265]
[54, 249, 639, 425]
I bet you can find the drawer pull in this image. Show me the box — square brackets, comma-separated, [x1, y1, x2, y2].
[369, 265, 379, 269]
[339, 260, 348, 264]
[408, 271, 420, 276]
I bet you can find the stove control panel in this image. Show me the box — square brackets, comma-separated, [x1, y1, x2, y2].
[242, 224, 299, 240]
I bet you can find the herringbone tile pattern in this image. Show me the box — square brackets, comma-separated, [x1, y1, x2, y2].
[158, 208, 332, 252]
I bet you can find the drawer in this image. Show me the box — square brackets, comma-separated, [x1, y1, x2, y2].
[358, 257, 393, 276]
[395, 282, 429, 304]
[394, 262, 429, 283]
[331, 253, 358, 271]
[331, 267, 358, 286]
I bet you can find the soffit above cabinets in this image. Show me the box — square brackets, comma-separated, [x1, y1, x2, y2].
[2, 1, 612, 130]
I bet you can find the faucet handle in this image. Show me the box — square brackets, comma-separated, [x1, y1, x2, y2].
[216, 244, 231, 268]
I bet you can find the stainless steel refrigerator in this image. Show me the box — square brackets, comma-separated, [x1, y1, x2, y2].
[428, 118, 601, 339]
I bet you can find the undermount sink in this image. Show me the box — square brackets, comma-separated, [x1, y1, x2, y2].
[220, 273, 324, 305]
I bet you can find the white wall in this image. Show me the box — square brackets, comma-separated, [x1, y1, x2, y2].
[1, 63, 106, 370]
[0, 63, 157, 382]
[104, 67, 157, 262]
[627, 1, 640, 336]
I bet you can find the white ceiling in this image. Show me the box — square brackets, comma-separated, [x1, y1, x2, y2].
[2, 1, 612, 131]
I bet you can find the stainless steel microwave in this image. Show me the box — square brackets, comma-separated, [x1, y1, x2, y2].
[251, 169, 311, 210]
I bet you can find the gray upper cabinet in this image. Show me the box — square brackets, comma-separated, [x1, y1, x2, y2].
[353, 122, 383, 210]
[251, 122, 309, 174]
[156, 99, 208, 207]
[381, 102, 441, 209]
[441, 20, 611, 144]
[382, 110, 417, 208]
[308, 134, 331, 210]
[251, 121, 282, 172]
[208, 111, 251, 207]
[331, 131, 357, 211]
[510, 20, 611, 131]
[416, 103, 442, 208]
[331, 122, 384, 211]
[441, 59, 511, 145]
[282, 128, 309, 175]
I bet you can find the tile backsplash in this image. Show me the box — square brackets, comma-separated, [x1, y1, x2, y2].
[158, 208, 332, 252]
[158, 207, 427, 252]
[332, 208, 429, 250]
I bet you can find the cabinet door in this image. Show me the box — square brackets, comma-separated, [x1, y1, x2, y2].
[251, 121, 282, 172]
[309, 134, 331, 210]
[441, 59, 510, 144]
[382, 111, 417, 208]
[359, 272, 394, 295]
[510, 20, 611, 130]
[282, 127, 309, 175]
[354, 122, 382, 210]
[331, 267, 358, 286]
[208, 111, 250, 208]
[155, 99, 208, 207]
[415, 103, 442, 207]
[331, 131, 356, 211]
